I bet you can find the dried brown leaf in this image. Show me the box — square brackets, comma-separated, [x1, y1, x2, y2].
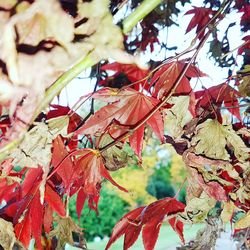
[165, 96, 192, 138]
[191, 119, 249, 161]
[0, 218, 16, 250]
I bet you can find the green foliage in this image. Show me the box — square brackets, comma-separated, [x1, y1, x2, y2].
[178, 187, 186, 204]
[146, 163, 175, 199]
[69, 186, 129, 241]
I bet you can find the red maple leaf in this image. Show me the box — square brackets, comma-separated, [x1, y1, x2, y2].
[185, 7, 217, 39]
[100, 63, 150, 90]
[127, 19, 160, 53]
[195, 83, 242, 121]
[70, 148, 127, 217]
[151, 60, 206, 99]
[0, 117, 10, 138]
[238, 35, 250, 55]
[75, 87, 164, 157]
[106, 197, 185, 250]
[10, 168, 65, 249]
[239, 5, 250, 31]
[47, 104, 83, 149]
[51, 135, 75, 193]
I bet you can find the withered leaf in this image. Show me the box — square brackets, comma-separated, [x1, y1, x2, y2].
[191, 119, 249, 161]
[0, 218, 16, 250]
[97, 134, 131, 171]
[49, 216, 82, 250]
[235, 211, 250, 229]
[15, 0, 74, 46]
[10, 119, 68, 168]
[165, 96, 192, 138]
[181, 192, 216, 223]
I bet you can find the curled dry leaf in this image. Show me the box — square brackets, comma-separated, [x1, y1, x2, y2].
[3, 0, 75, 85]
[238, 65, 250, 97]
[76, 0, 134, 64]
[49, 216, 82, 250]
[191, 119, 249, 161]
[235, 211, 250, 229]
[181, 192, 216, 223]
[10, 118, 68, 168]
[0, 0, 17, 9]
[0, 218, 16, 250]
[183, 151, 232, 201]
[97, 134, 131, 171]
[15, 0, 74, 47]
[165, 96, 192, 138]
[220, 201, 234, 223]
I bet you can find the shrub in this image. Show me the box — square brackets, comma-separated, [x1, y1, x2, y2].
[69, 185, 129, 241]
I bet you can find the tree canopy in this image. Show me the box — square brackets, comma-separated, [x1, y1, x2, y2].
[0, 0, 249, 249]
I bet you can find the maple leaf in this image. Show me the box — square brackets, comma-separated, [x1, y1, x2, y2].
[15, 0, 74, 47]
[195, 83, 242, 121]
[151, 60, 206, 99]
[51, 135, 75, 192]
[191, 119, 249, 161]
[47, 104, 83, 149]
[70, 148, 127, 216]
[185, 7, 217, 39]
[182, 192, 216, 223]
[106, 197, 185, 250]
[239, 5, 250, 32]
[235, 211, 250, 229]
[164, 96, 193, 138]
[0, 218, 17, 250]
[238, 35, 250, 55]
[49, 216, 82, 250]
[100, 62, 150, 90]
[10, 120, 68, 168]
[12, 168, 65, 249]
[0, 0, 17, 9]
[96, 134, 132, 171]
[220, 201, 234, 223]
[75, 87, 164, 157]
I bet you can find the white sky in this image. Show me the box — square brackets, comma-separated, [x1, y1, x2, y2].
[56, 0, 248, 107]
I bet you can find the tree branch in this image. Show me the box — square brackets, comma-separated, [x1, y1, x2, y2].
[122, 0, 162, 34]
[0, 0, 163, 162]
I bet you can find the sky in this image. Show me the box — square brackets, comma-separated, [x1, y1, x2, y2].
[55, 0, 248, 107]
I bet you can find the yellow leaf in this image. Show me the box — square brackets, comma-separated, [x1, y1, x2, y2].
[0, 0, 17, 9]
[220, 201, 234, 223]
[49, 216, 82, 250]
[192, 119, 249, 161]
[238, 65, 250, 97]
[182, 192, 216, 223]
[10, 119, 68, 168]
[15, 0, 74, 46]
[0, 218, 16, 250]
[165, 96, 192, 138]
[235, 211, 250, 229]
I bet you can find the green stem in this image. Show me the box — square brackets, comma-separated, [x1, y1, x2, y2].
[122, 0, 162, 34]
[33, 55, 95, 119]
[0, 0, 162, 162]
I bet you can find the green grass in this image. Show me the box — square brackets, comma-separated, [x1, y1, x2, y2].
[87, 223, 203, 250]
